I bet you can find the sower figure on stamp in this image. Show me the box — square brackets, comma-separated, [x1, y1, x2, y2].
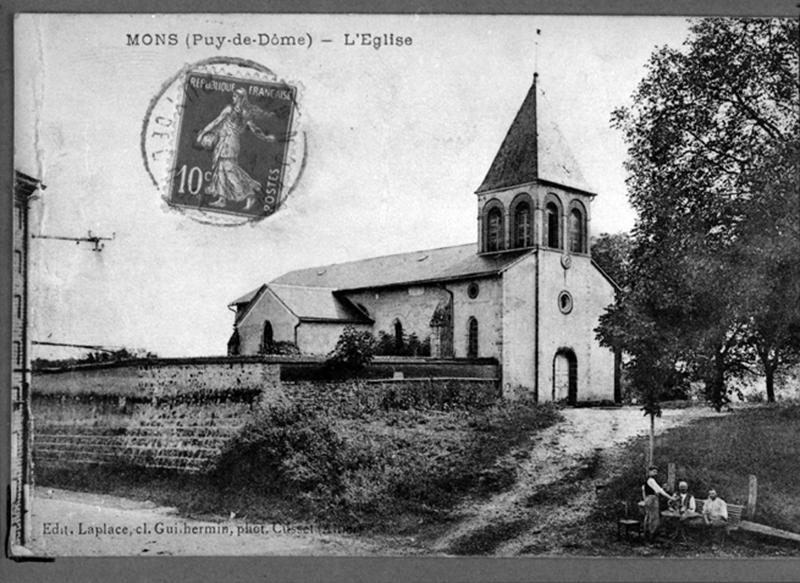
[641, 465, 676, 541]
[196, 87, 276, 211]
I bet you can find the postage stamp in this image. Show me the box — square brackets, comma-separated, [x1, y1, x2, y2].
[169, 73, 295, 218]
[142, 58, 304, 226]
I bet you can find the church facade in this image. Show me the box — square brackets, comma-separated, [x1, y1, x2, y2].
[228, 76, 619, 403]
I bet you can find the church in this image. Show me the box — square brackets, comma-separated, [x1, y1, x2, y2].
[227, 75, 620, 404]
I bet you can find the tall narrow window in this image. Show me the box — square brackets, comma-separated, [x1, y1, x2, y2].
[394, 320, 404, 351]
[14, 295, 22, 319]
[15, 250, 23, 273]
[486, 207, 504, 252]
[514, 202, 532, 248]
[260, 320, 274, 353]
[14, 341, 21, 366]
[546, 202, 561, 249]
[569, 208, 584, 253]
[467, 317, 479, 358]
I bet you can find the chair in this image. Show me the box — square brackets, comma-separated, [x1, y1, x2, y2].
[617, 500, 643, 541]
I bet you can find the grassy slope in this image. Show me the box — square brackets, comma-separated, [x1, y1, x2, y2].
[595, 404, 800, 531]
[37, 401, 562, 537]
[581, 403, 800, 556]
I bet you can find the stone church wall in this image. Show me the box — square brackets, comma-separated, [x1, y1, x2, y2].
[343, 276, 502, 360]
[344, 285, 448, 344]
[448, 277, 503, 359]
[296, 321, 372, 355]
[236, 287, 299, 354]
[501, 254, 538, 397]
[536, 250, 616, 402]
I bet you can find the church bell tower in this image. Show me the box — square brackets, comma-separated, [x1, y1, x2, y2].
[474, 74, 596, 260]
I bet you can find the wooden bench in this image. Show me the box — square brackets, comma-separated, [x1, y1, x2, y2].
[694, 499, 745, 532]
[684, 499, 744, 546]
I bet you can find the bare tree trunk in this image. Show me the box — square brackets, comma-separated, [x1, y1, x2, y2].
[710, 350, 727, 411]
[648, 413, 655, 466]
[765, 366, 776, 403]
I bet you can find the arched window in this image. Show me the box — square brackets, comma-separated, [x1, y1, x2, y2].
[260, 320, 274, 353]
[546, 202, 561, 249]
[513, 202, 532, 248]
[486, 207, 504, 252]
[569, 208, 584, 253]
[394, 320, 404, 351]
[467, 317, 479, 358]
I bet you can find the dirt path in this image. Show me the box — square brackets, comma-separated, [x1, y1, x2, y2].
[28, 488, 378, 556]
[27, 406, 726, 557]
[432, 405, 727, 556]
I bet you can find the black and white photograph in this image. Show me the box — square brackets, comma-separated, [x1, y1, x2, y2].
[8, 10, 800, 569]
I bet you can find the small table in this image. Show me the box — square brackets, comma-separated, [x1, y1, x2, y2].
[661, 509, 704, 542]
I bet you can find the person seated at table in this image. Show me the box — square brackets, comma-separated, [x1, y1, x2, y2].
[702, 488, 728, 545]
[668, 481, 704, 536]
[672, 481, 697, 516]
[641, 466, 676, 540]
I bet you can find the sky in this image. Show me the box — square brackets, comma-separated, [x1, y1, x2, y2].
[15, 14, 692, 358]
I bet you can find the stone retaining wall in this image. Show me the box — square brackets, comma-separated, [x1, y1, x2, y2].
[32, 357, 500, 474]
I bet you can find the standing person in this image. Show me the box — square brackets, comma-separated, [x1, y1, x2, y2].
[196, 87, 276, 211]
[641, 465, 675, 541]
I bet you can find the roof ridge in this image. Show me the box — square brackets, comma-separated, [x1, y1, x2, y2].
[268, 283, 338, 291]
[271, 241, 477, 280]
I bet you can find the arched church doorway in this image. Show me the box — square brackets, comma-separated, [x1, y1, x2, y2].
[553, 348, 578, 405]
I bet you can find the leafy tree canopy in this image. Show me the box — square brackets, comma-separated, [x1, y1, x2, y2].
[599, 18, 799, 411]
[591, 232, 633, 289]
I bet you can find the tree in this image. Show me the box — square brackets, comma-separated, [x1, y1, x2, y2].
[326, 326, 376, 376]
[600, 18, 799, 412]
[591, 232, 633, 289]
[598, 295, 690, 464]
[732, 169, 800, 401]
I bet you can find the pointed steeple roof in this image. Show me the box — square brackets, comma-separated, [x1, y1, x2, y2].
[475, 75, 595, 196]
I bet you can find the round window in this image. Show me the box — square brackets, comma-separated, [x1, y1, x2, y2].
[467, 282, 480, 299]
[558, 290, 573, 314]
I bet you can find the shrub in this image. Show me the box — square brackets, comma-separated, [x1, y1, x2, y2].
[325, 326, 376, 377]
[212, 403, 352, 498]
[374, 330, 431, 356]
[260, 341, 301, 356]
[192, 397, 561, 530]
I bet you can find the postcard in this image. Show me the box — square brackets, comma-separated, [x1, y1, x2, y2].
[11, 13, 799, 562]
